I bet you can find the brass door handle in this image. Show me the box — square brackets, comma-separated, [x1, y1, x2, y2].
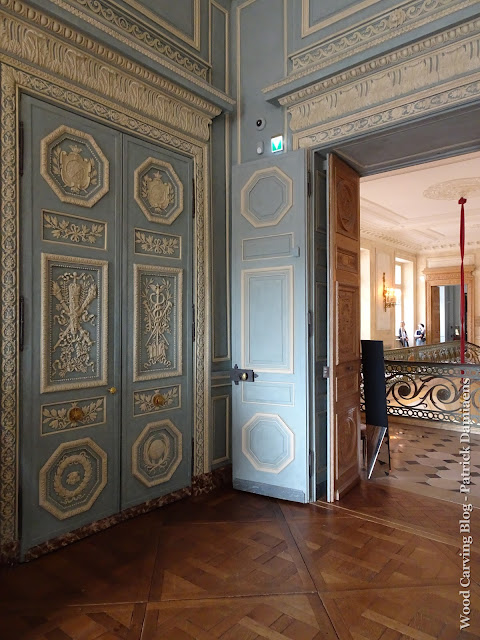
[108, 387, 117, 394]
[240, 372, 248, 381]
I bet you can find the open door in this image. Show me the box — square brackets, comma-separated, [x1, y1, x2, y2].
[327, 153, 361, 500]
[231, 150, 311, 502]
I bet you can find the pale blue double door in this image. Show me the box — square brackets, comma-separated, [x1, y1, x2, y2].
[20, 95, 193, 553]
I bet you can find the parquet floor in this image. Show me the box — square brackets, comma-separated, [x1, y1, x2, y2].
[0, 484, 479, 639]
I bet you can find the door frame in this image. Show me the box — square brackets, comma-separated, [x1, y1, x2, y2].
[310, 123, 480, 503]
[424, 266, 475, 344]
[0, 9, 218, 562]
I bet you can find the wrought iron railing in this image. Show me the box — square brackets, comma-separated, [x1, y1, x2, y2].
[361, 342, 480, 427]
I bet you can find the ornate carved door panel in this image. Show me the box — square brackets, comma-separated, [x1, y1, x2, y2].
[121, 135, 192, 509]
[231, 150, 311, 503]
[20, 96, 122, 553]
[20, 96, 193, 553]
[328, 154, 361, 500]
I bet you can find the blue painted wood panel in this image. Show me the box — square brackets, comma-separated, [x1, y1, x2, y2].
[231, 149, 310, 502]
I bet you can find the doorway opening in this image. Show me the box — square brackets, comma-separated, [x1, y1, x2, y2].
[312, 100, 480, 504]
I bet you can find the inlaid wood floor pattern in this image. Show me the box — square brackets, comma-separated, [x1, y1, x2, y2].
[1, 485, 479, 639]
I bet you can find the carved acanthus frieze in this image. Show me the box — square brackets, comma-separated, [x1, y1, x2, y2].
[0, 5, 217, 141]
[288, 28, 480, 133]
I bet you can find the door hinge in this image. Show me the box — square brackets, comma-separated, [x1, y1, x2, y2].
[309, 450, 314, 478]
[192, 438, 195, 476]
[307, 170, 312, 198]
[192, 304, 196, 342]
[192, 177, 195, 219]
[308, 310, 312, 338]
[19, 295, 25, 352]
[19, 121, 24, 178]
[322, 365, 330, 379]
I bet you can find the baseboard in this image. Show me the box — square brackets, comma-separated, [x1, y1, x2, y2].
[1, 465, 232, 565]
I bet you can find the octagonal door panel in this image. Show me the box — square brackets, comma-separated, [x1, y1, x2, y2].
[20, 96, 122, 553]
[231, 150, 311, 503]
[121, 135, 192, 510]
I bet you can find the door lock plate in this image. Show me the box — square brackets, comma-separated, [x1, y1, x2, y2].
[230, 364, 257, 385]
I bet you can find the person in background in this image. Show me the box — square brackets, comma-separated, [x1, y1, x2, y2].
[398, 321, 409, 347]
[415, 323, 426, 346]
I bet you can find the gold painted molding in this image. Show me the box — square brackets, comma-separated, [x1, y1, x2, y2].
[0, 28, 212, 553]
[288, 25, 480, 136]
[46, 0, 234, 106]
[264, 0, 477, 94]
[0, 2, 222, 136]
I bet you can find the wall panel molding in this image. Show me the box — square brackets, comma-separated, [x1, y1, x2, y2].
[301, 0, 381, 39]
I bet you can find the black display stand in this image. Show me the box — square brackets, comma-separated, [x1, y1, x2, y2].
[361, 340, 391, 479]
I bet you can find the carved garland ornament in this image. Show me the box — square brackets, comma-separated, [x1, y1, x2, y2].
[42, 397, 105, 434]
[0, 20, 209, 555]
[43, 212, 105, 248]
[132, 419, 182, 487]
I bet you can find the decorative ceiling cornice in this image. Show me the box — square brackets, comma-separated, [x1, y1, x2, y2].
[287, 24, 480, 136]
[276, 18, 480, 108]
[44, 0, 234, 107]
[263, 0, 478, 96]
[0, 2, 222, 141]
[361, 228, 480, 254]
[423, 178, 480, 200]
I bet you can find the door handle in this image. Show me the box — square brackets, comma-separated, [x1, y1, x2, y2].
[108, 386, 117, 394]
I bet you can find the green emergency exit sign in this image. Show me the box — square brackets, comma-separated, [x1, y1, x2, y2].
[271, 135, 283, 153]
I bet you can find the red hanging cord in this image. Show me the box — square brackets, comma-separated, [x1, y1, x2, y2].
[459, 196, 467, 364]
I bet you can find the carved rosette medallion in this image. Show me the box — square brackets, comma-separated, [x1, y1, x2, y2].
[40, 126, 109, 208]
[39, 438, 107, 520]
[41, 254, 108, 393]
[134, 158, 183, 224]
[132, 419, 182, 487]
[134, 264, 183, 381]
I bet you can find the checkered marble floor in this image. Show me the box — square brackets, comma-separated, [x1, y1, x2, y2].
[370, 422, 480, 507]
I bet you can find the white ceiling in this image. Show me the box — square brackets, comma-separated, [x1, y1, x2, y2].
[360, 151, 480, 254]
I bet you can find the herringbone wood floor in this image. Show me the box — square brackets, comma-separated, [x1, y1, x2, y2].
[1, 482, 479, 639]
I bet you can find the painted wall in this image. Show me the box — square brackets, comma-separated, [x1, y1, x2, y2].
[231, 0, 480, 163]
[360, 238, 417, 351]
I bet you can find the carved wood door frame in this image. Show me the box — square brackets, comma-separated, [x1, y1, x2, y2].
[0, 11, 216, 559]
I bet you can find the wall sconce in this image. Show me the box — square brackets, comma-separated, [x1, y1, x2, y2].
[383, 272, 397, 311]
